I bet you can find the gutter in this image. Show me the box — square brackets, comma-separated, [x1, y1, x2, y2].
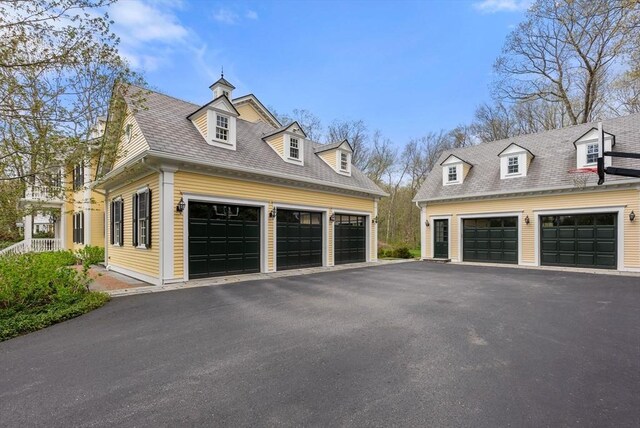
[412, 178, 640, 204]
[145, 149, 389, 198]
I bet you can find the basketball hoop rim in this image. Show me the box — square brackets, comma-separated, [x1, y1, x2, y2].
[567, 167, 598, 174]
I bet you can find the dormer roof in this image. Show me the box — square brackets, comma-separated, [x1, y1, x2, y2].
[209, 76, 236, 90]
[186, 94, 239, 120]
[314, 139, 353, 154]
[262, 121, 307, 140]
[497, 143, 535, 159]
[571, 127, 616, 147]
[440, 154, 472, 167]
[232, 94, 281, 128]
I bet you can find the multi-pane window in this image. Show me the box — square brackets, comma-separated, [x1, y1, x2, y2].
[507, 156, 519, 174]
[340, 152, 349, 171]
[111, 199, 123, 246]
[447, 166, 457, 182]
[289, 137, 300, 159]
[216, 115, 228, 141]
[72, 212, 84, 244]
[72, 162, 84, 191]
[132, 189, 151, 248]
[586, 143, 599, 164]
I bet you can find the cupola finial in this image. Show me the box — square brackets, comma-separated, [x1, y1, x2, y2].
[221, 66, 224, 78]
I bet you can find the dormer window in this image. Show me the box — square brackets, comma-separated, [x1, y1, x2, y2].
[447, 166, 458, 182]
[340, 152, 348, 171]
[507, 156, 519, 174]
[215, 114, 229, 142]
[289, 137, 300, 159]
[586, 143, 599, 165]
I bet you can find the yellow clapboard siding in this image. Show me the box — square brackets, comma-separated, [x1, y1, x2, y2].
[192, 111, 207, 138]
[424, 189, 640, 268]
[113, 109, 150, 169]
[265, 135, 284, 157]
[319, 150, 337, 169]
[107, 174, 160, 278]
[89, 190, 105, 247]
[236, 103, 264, 123]
[173, 171, 376, 277]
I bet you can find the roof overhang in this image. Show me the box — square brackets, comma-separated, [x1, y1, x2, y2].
[497, 143, 535, 159]
[314, 139, 353, 154]
[262, 121, 308, 140]
[186, 94, 239, 120]
[440, 154, 472, 167]
[572, 127, 616, 147]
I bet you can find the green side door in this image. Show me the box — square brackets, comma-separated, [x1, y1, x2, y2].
[433, 219, 449, 259]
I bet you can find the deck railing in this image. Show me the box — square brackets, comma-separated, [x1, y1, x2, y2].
[0, 239, 63, 257]
[23, 186, 63, 202]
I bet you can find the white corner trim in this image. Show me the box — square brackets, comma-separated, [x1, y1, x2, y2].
[161, 171, 174, 280]
[420, 206, 427, 259]
[532, 206, 626, 270]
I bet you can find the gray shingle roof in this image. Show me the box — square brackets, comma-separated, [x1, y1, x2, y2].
[414, 113, 640, 202]
[124, 85, 386, 196]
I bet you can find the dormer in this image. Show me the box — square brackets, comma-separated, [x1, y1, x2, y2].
[440, 154, 472, 185]
[232, 94, 281, 128]
[315, 139, 353, 176]
[498, 143, 534, 179]
[262, 122, 307, 165]
[209, 74, 235, 99]
[572, 126, 615, 169]
[187, 92, 240, 151]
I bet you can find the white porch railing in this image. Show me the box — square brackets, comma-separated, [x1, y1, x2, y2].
[23, 186, 63, 202]
[0, 239, 63, 257]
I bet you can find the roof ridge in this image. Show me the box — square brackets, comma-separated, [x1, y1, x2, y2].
[124, 83, 199, 107]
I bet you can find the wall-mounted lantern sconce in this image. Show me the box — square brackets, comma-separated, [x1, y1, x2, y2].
[630, 211, 636, 222]
[176, 197, 185, 213]
[425, 219, 430, 227]
[524, 215, 530, 225]
[372, 216, 378, 224]
[269, 207, 277, 218]
[329, 214, 336, 222]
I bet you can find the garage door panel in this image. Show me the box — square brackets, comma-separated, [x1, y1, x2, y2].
[277, 209, 323, 270]
[463, 217, 518, 264]
[541, 213, 616, 269]
[335, 214, 366, 265]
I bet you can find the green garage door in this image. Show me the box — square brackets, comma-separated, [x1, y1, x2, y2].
[463, 217, 518, 264]
[334, 214, 366, 265]
[540, 213, 616, 269]
[277, 210, 323, 270]
[188, 202, 260, 279]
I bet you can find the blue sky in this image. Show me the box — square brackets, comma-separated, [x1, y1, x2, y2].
[109, 0, 531, 145]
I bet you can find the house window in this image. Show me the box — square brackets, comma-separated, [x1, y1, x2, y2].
[132, 189, 151, 248]
[72, 212, 84, 244]
[72, 162, 84, 191]
[340, 152, 349, 171]
[507, 156, 519, 174]
[586, 143, 599, 164]
[447, 166, 457, 182]
[223, 90, 229, 97]
[216, 115, 229, 141]
[289, 137, 300, 159]
[111, 199, 123, 246]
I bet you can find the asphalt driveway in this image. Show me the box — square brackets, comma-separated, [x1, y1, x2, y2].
[1, 262, 639, 427]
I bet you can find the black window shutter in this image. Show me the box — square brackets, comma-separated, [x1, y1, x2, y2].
[132, 194, 138, 247]
[73, 213, 76, 243]
[145, 190, 151, 247]
[120, 199, 124, 246]
[110, 202, 114, 245]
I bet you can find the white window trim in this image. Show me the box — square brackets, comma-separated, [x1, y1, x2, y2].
[337, 150, 352, 175]
[288, 137, 300, 160]
[444, 164, 461, 185]
[585, 142, 599, 166]
[112, 196, 123, 247]
[213, 113, 230, 144]
[284, 134, 304, 165]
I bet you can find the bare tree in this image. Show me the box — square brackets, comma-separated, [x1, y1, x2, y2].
[471, 102, 516, 142]
[360, 130, 395, 184]
[494, 0, 640, 125]
[271, 108, 323, 142]
[326, 119, 369, 169]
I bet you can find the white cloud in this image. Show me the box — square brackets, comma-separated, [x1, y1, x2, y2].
[212, 8, 238, 25]
[473, 0, 532, 13]
[246, 10, 258, 20]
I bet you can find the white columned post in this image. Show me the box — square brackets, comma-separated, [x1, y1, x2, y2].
[420, 204, 428, 260]
[59, 208, 66, 249]
[161, 168, 176, 283]
[372, 199, 379, 261]
[24, 214, 33, 240]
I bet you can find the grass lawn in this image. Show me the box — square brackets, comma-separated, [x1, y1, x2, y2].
[0, 249, 109, 342]
[409, 248, 421, 258]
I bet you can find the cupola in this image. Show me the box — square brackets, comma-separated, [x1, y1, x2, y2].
[209, 72, 235, 99]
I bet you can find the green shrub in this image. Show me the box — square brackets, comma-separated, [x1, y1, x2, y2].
[392, 246, 412, 259]
[0, 251, 108, 341]
[75, 245, 104, 266]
